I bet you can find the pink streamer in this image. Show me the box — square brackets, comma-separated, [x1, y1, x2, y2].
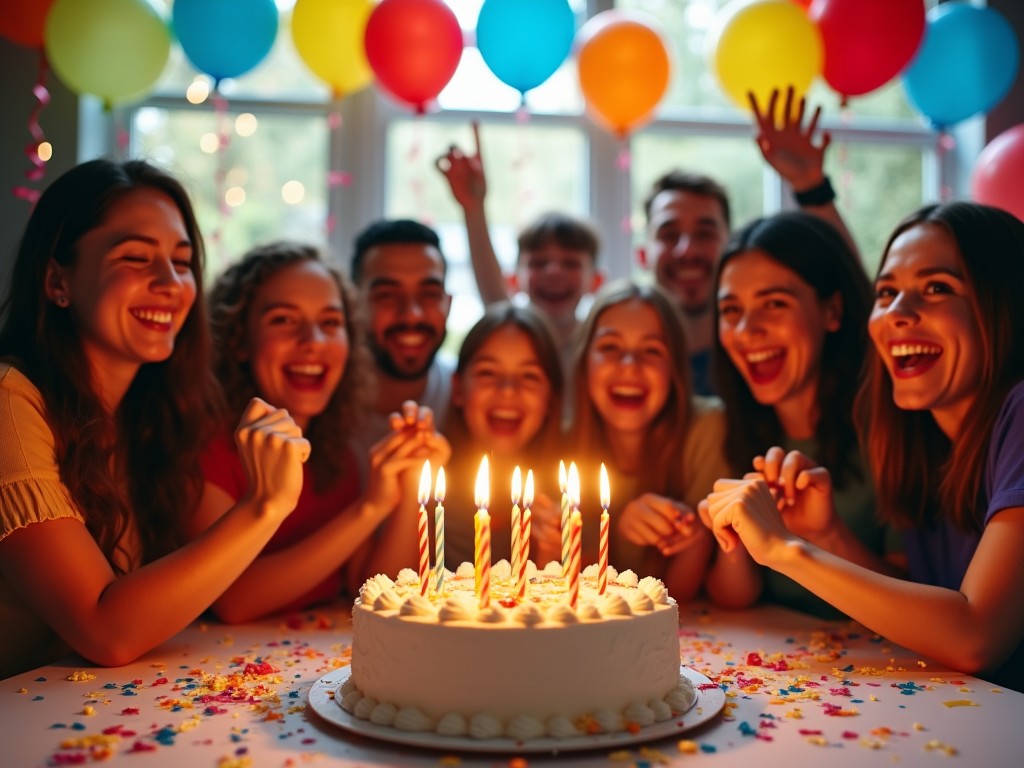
[12, 53, 51, 205]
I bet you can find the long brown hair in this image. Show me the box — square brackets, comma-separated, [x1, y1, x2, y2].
[713, 212, 872, 487]
[0, 159, 222, 571]
[207, 241, 373, 493]
[568, 280, 693, 498]
[856, 202, 1024, 531]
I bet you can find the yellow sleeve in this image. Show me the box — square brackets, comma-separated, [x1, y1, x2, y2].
[0, 365, 83, 540]
[679, 396, 731, 511]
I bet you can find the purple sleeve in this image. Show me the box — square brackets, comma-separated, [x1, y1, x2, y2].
[985, 381, 1024, 524]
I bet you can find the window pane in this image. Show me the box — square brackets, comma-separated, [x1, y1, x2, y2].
[827, 141, 927, 271]
[385, 120, 588, 347]
[132, 108, 329, 278]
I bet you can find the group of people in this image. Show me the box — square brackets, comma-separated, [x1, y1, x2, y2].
[1, 88, 1022, 691]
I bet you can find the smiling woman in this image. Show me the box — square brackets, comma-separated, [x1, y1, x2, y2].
[0, 159, 310, 679]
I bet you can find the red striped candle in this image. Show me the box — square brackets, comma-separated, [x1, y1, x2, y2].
[599, 462, 610, 595]
[568, 509, 582, 608]
[417, 461, 431, 596]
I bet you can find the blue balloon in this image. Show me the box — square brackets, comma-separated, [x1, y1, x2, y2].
[901, 2, 1020, 130]
[173, 0, 278, 83]
[476, 0, 575, 96]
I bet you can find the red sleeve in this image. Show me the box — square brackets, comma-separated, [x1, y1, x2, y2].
[198, 429, 247, 502]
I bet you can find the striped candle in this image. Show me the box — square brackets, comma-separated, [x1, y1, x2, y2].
[559, 460, 569, 576]
[417, 462, 432, 595]
[568, 509, 582, 608]
[477, 510, 491, 609]
[434, 466, 446, 595]
[510, 467, 522, 596]
[598, 463, 610, 595]
[518, 469, 534, 599]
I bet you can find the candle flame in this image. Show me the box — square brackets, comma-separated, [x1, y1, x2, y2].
[558, 460, 567, 492]
[523, 469, 535, 508]
[568, 461, 580, 510]
[511, 466, 522, 505]
[418, 460, 431, 505]
[600, 462, 610, 510]
[474, 455, 490, 510]
[435, 466, 446, 502]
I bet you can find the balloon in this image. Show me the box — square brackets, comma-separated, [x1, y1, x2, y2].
[709, 0, 822, 112]
[902, 3, 1020, 130]
[173, 0, 278, 83]
[291, 0, 374, 98]
[45, 0, 170, 107]
[364, 0, 464, 114]
[476, 0, 575, 98]
[0, 0, 55, 48]
[810, 0, 924, 98]
[971, 124, 1024, 223]
[577, 10, 671, 138]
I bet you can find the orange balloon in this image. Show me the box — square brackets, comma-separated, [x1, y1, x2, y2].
[577, 10, 671, 138]
[0, 0, 55, 48]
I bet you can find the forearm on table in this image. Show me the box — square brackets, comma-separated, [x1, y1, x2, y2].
[704, 546, 762, 609]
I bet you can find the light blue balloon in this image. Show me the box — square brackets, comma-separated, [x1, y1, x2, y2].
[476, 0, 575, 96]
[901, 2, 1020, 130]
[173, 0, 279, 83]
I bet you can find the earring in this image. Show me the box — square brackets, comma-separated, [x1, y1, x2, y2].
[55, 296, 69, 307]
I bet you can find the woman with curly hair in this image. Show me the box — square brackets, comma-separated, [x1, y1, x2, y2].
[190, 242, 449, 622]
[0, 160, 308, 679]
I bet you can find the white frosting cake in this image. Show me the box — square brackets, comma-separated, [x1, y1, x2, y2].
[342, 559, 695, 740]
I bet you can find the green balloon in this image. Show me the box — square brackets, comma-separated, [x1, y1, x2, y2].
[45, 0, 171, 107]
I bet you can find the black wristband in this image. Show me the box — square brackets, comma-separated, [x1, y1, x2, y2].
[793, 176, 835, 206]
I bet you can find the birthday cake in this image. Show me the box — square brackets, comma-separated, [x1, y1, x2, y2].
[341, 559, 694, 741]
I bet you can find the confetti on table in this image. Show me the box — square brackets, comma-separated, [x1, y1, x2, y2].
[942, 699, 980, 708]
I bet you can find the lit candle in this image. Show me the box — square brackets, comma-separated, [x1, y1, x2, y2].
[599, 462, 610, 595]
[568, 510, 582, 608]
[434, 466, 446, 595]
[567, 464, 582, 608]
[510, 466, 522, 598]
[417, 461, 431, 596]
[559, 460, 569, 576]
[519, 469, 534, 600]
[474, 456, 491, 608]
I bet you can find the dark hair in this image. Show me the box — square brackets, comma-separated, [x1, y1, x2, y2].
[713, 211, 872, 488]
[517, 212, 600, 265]
[0, 158, 222, 572]
[856, 201, 1024, 531]
[350, 219, 445, 284]
[569, 280, 693, 497]
[643, 170, 731, 230]
[207, 241, 374, 493]
[445, 302, 564, 458]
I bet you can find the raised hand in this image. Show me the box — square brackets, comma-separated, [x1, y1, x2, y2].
[234, 397, 310, 520]
[748, 85, 830, 193]
[435, 122, 486, 212]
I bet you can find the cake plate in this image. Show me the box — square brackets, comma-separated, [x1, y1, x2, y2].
[307, 665, 725, 754]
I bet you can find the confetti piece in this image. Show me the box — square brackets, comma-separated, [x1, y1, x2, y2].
[66, 671, 96, 682]
[677, 740, 698, 754]
[942, 700, 979, 708]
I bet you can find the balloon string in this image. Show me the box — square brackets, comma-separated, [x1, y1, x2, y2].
[12, 52, 51, 205]
[512, 111, 534, 231]
[408, 117, 428, 224]
[326, 110, 352, 236]
[209, 93, 232, 265]
[617, 141, 632, 236]
[937, 130, 956, 202]
[836, 101, 853, 212]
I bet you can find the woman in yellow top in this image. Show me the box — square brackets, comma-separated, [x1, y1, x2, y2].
[0, 159, 308, 680]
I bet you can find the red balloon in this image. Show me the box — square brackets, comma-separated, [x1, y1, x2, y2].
[810, 0, 925, 98]
[0, 0, 55, 48]
[972, 124, 1024, 223]
[364, 0, 463, 114]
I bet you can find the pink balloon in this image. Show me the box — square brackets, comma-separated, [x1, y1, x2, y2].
[972, 124, 1024, 222]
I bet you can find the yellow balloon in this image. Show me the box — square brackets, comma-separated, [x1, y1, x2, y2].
[577, 10, 672, 138]
[709, 0, 822, 111]
[291, 0, 374, 99]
